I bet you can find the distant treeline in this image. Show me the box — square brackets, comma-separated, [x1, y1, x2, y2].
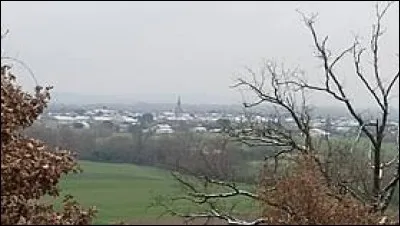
[24, 123, 270, 183]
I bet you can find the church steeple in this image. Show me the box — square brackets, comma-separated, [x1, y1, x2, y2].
[175, 95, 184, 117]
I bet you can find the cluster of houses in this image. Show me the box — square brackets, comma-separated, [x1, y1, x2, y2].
[40, 108, 231, 134]
[39, 98, 398, 137]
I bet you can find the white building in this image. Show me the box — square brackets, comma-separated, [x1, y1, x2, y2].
[52, 115, 75, 124]
[155, 124, 174, 134]
[209, 128, 222, 133]
[191, 126, 207, 133]
[310, 128, 330, 137]
[93, 116, 113, 122]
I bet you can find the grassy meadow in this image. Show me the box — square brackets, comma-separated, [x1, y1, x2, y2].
[54, 161, 256, 224]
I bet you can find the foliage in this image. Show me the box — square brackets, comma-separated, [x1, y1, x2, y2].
[1, 62, 96, 224]
[259, 155, 382, 225]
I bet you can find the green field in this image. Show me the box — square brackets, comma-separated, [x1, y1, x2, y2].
[54, 161, 180, 224]
[54, 161, 256, 224]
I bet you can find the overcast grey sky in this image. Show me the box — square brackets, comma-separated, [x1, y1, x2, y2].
[1, 1, 399, 107]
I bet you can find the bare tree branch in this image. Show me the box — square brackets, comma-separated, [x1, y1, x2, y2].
[385, 72, 399, 97]
[1, 56, 39, 86]
[352, 45, 385, 111]
[1, 28, 9, 40]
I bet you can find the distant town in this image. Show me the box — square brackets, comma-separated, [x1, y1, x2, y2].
[37, 96, 399, 138]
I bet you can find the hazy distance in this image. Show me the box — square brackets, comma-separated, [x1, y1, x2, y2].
[1, 1, 399, 108]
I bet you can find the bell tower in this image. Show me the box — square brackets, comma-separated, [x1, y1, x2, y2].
[174, 96, 184, 117]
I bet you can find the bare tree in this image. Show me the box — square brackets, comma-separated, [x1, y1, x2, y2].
[292, 1, 399, 213]
[158, 2, 399, 225]
[238, 0, 399, 215]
